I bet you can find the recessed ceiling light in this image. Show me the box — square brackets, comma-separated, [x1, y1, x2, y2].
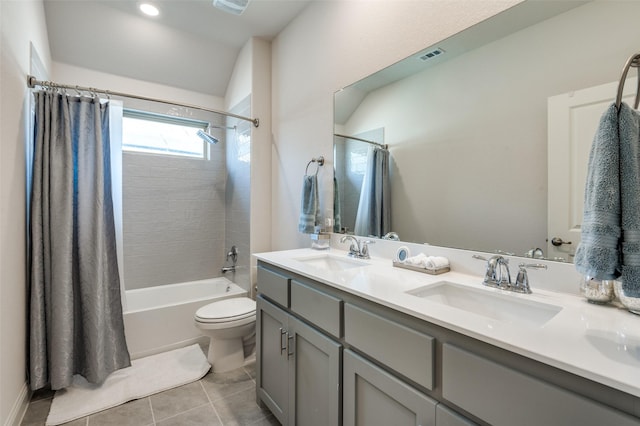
[139, 3, 160, 17]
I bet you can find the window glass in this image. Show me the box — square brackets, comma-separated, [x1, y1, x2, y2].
[122, 110, 207, 158]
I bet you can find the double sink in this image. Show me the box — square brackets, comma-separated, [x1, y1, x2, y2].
[293, 253, 563, 328]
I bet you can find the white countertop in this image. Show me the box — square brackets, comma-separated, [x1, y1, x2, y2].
[254, 248, 640, 398]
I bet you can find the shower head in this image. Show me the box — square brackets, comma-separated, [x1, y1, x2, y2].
[197, 129, 219, 144]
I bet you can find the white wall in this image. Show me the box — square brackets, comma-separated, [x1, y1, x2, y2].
[270, 0, 521, 250]
[248, 38, 272, 292]
[225, 37, 273, 293]
[225, 40, 252, 110]
[341, 1, 640, 256]
[0, 1, 51, 424]
[52, 62, 223, 110]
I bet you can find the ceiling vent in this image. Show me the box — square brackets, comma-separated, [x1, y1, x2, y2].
[419, 48, 445, 61]
[213, 0, 250, 15]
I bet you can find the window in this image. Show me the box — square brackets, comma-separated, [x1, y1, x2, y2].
[122, 110, 208, 158]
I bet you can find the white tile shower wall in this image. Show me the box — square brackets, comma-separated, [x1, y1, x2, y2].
[123, 148, 227, 290]
[224, 96, 252, 292]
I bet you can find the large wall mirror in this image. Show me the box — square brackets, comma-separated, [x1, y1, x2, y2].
[334, 0, 640, 263]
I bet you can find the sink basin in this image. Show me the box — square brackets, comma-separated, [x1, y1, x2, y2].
[293, 254, 370, 271]
[406, 281, 562, 327]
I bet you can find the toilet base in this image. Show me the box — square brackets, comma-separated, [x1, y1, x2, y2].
[207, 337, 245, 373]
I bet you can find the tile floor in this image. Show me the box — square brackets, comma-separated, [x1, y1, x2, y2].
[21, 356, 279, 426]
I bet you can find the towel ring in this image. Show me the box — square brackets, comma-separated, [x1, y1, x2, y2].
[615, 52, 640, 111]
[305, 156, 324, 176]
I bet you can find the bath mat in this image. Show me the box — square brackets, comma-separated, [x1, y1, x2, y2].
[46, 344, 210, 425]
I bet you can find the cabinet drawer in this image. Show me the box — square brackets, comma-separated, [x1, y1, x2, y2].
[442, 344, 640, 426]
[290, 280, 342, 338]
[257, 266, 290, 307]
[344, 303, 434, 390]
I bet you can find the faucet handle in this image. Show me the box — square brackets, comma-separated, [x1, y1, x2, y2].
[360, 240, 375, 258]
[514, 263, 547, 294]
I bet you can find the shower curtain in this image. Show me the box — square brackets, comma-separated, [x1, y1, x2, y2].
[29, 91, 130, 390]
[354, 146, 390, 238]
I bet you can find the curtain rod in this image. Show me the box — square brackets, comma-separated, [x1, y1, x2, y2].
[27, 75, 260, 128]
[334, 133, 388, 149]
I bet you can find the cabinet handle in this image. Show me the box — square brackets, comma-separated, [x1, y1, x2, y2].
[279, 328, 287, 355]
[287, 332, 294, 359]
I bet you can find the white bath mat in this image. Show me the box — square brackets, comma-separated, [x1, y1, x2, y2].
[46, 344, 210, 425]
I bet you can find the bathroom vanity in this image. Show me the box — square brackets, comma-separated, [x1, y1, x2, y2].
[254, 248, 640, 426]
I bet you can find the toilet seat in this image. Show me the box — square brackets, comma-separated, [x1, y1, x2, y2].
[195, 297, 256, 324]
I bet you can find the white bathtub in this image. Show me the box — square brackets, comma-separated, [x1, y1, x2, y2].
[123, 277, 248, 359]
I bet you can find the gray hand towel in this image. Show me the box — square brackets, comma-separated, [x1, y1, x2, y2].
[618, 103, 640, 297]
[575, 102, 640, 298]
[298, 174, 319, 234]
[574, 103, 621, 280]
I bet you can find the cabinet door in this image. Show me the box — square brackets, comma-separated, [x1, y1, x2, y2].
[288, 316, 342, 426]
[256, 296, 289, 425]
[343, 349, 436, 426]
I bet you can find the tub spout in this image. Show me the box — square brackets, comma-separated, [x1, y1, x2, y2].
[221, 265, 236, 273]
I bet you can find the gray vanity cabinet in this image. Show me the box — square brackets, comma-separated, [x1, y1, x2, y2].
[257, 295, 342, 426]
[256, 261, 640, 426]
[343, 349, 437, 426]
[442, 344, 640, 426]
[256, 295, 289, 422]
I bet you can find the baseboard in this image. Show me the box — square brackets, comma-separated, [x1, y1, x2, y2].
[4, 381, 30, 426]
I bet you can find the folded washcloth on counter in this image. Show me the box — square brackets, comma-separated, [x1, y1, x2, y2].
[404, 253, 428, 267]
[403, 254, 449, 270]
[425, 256, 450, 270]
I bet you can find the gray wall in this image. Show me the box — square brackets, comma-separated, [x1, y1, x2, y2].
[123, 140, 227, 290]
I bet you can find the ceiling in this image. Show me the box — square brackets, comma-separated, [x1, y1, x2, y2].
[43, 0, 311, 97]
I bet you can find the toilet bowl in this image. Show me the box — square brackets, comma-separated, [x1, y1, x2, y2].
[194, 297, 256, 373]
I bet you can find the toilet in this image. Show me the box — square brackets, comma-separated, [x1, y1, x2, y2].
[194, 297, 256, 373]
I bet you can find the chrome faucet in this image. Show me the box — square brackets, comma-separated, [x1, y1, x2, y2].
[473, 255, 546, 294]
[382, 232, 400, 241]
[222, 245, 238, 273]
[485, 255, 511, 289]
[525, 247, 544, 259]
[340, 235, 375, 259]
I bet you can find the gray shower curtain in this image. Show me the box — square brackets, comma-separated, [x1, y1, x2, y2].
[354, 146, 390, 238]
[29, 91, 130, 391]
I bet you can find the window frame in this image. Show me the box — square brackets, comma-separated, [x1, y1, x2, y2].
[122, 109, 210, 159]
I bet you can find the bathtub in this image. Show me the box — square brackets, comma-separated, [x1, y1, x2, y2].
[123, 277, 248, 359]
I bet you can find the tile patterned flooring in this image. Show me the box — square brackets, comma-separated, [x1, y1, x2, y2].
[21, 356, 279, 426]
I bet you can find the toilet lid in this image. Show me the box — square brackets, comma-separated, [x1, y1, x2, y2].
[195, 298, 256, 323]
